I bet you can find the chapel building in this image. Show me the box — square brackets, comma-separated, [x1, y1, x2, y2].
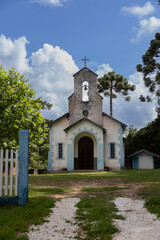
[47, 66, 127, 171]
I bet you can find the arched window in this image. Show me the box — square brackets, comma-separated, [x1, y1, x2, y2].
[82, 81, 89, 102]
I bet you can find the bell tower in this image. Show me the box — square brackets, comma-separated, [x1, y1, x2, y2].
[68, 65, 103, 126]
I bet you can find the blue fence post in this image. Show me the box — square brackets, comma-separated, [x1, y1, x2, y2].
[18, 130, 29, 205]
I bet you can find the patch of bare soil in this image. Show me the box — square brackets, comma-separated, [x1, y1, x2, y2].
[35, 178, 147, 199]
[114, 182, 146, 199]
[32, 178, 146, 199]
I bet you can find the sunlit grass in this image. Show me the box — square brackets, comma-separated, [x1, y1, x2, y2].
[0, 186, 56, 240]
[29, 186, 71, 198]
[29, 169, 160, 186]
[1, 169, 160, 239]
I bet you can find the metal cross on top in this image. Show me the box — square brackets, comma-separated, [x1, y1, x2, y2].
[81, 56, 89, 68]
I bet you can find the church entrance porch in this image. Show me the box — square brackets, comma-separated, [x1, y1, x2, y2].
[76, 136, 94, 170]
[74, 132, 97, 170]
[66, 120, 104, 171]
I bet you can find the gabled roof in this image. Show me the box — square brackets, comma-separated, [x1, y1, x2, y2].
[102, 112, 127, 127]
[49, 112, 127, 129]
[73, 67, 98, 77]
[49, 113, 69, 127]
[98, 93, 104, 99]
[64, 118, 106, 133]
[128, 149, 160, 158]
[68, 93, 74, 99]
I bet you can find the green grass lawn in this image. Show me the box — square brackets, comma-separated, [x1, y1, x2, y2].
[75, 188, 125, 240]
[28, 169, 160, 185]
[0, 197, 55, 240]
[1, 169, 160, 240]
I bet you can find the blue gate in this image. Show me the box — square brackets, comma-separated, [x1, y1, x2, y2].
[0, 130, 29, 206]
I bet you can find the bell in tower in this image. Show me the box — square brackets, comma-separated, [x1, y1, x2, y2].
[82, 81, 89, 102]
[68, 58, 103, 126]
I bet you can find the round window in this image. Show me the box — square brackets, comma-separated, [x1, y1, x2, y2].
[83, 110, 89, 117]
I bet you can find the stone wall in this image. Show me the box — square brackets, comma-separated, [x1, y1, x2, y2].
[69, 68, 103, 126]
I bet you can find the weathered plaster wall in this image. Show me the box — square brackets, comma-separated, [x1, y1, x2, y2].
[103, 115, 123, 170]
[47, 117, 69, 171]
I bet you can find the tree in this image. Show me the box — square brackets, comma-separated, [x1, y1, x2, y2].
[137, 33, 160, 115]
[39, 100, 52, 110]
[126, 117, 160, 157]
[29, 119, 52, 169]
[0, 66, 48, 153]
[98, 71, 135, 116]
[125, 125, 138, 156]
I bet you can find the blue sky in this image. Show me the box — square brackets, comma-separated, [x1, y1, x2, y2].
[0, 0, 160, 129]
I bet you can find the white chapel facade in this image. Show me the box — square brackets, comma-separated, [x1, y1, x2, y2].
[47, 66, 127, 171]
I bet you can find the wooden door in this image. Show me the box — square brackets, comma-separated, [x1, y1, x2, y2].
[78, 136, 94, 169]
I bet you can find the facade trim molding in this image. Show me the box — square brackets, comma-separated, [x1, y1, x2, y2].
[67, 127, 104, 171]
[118, 125, 125, 167]
[47, 128, 54, 170]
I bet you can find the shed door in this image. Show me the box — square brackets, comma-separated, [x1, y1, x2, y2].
[133, 157, 139, 169]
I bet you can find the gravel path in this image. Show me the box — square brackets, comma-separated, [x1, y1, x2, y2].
[28, 196, 160, 240]
[113, 197, 160, 240]
[28, 198, 80, 240]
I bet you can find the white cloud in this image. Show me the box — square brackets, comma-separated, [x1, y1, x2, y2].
[0, 34, 157, 128]
[0, 34, 78, 119]
[31, 0, 68, 7]
[122, 2, 155, 18]
[28, 43, 79, 117]
[0, 34, 30, 73]
[96, 63, 113, 78]
[132, 16, 160, 42]
[114, 72, 156, 128]
[100, 69, 156, 129]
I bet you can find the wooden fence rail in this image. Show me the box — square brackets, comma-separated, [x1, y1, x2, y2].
[0, 149, 19, 197]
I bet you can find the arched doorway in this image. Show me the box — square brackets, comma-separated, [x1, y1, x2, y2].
[77, 136, 94, 169]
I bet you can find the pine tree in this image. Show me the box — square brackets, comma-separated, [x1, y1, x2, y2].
[98, 71, 135, 116]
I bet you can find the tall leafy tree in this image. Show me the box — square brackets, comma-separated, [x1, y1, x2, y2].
[137, 32, 160, 115]
[98, 71, 135, 116]
[126, 117, 160, 157]
[39, 100, 52, 110]
[0, 66, 48, 152]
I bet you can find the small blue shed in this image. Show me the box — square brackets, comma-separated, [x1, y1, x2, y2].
[128, 149, 160, 169]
